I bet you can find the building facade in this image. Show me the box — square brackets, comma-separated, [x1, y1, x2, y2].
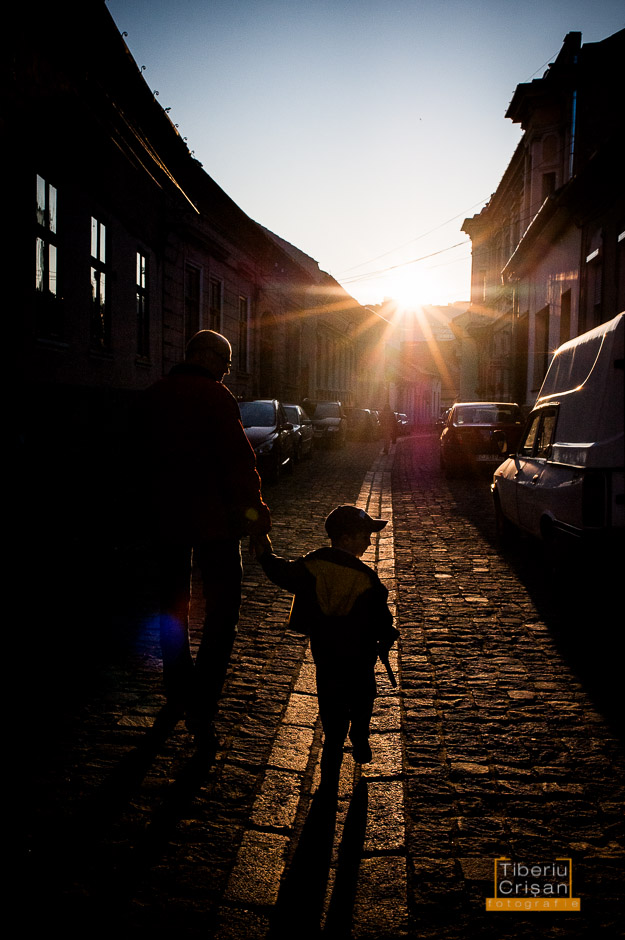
[461, 29, 625, 407]
[10, 2, 373, 452]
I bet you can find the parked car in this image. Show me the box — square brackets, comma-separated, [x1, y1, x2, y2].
[395, 413, 411, 435]
[304, 400, 347, 448]
[492, 312, 624, 547]
[283, 403, 314, 460]
[440, 402, 524, 476]
[346, 408, 378, 441]
[238, 399, 295, 482]
[435, 408, 450, 430]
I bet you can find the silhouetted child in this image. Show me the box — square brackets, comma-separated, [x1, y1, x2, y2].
[253, 505, 399, 789]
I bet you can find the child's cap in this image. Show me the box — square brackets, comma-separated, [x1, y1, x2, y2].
[325, 505, 388, 539]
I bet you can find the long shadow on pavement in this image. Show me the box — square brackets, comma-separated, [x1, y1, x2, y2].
[270, 778, 368, 940]
[21, 713, 216, 932]
[445, 472, 624, 741]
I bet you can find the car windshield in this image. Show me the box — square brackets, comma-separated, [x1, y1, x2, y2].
[239, 401, 275, 428]
[314, 402, 340, 418]
[284, 406, 299, 423]
[454, 405, 522, 425]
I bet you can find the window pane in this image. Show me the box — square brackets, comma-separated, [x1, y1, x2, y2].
[91, 218, 98, 259]
[36, 175, 46, 228]
[49, 185, 57, 234]
[521, 415, 541, 456]
[48, 244, 57, 296]
[99, 222, 106, 263]
[537, 413, 557, 457]
[35, 237, 45, 291]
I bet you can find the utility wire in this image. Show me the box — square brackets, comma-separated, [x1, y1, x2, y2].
[339, 240, 469, 286]
[335, 198, 489, 278]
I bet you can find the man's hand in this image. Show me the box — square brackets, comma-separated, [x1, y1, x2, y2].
[245, 503, 272, 537]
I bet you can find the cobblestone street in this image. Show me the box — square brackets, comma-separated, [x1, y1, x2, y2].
[21, 433, 624, 938]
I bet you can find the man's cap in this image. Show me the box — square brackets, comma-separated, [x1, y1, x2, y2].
[325, 505, 388, 539]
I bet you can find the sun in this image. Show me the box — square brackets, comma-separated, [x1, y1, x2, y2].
[380, 267, 435, 310]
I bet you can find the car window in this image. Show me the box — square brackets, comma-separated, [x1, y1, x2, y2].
[284, 406, 298, 423]
[520, 413, 542, 457]
[455, 405, 521, 425]
[239, 401, 275, 428]
[520, 409, 558, 458]
[315, 403, 340, 418]
[536, 410, 558, 458]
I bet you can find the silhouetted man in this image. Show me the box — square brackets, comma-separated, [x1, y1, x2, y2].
[141, 330, 271, 749]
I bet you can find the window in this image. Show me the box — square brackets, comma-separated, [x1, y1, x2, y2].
[520, 412, 542, 457]
[184, 263, 201, 343]
[238, 296, 249, 371]
[209, 277, 222, 331]
[520, 408, 558, 458]
[536, 410, 557, 458]
[533, 306, 550, 390]
[585, 251, 602, 329]
[136, 251, 149, 358]
[90, 216, 109, 349]
[560, 289, 571, 345]
[541, 172, 556, 202]
[35, 174, 62, 338]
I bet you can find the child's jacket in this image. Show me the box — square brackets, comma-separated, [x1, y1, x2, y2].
[259, 546, 397, 664]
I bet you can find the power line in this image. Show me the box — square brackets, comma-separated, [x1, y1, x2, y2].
[335, 197, 489, 278]
[339, 240, 470, 286]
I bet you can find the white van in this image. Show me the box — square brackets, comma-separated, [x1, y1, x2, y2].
[492, 312, 624, 545]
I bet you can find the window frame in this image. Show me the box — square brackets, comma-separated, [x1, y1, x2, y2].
[136, 250, 149, 360]
[35, 173, 62, 339]
[90, 215, 110, 351]
[238, 295, 249, 372]
[519, 406, 559, 460]
[208, 276, 223, 332]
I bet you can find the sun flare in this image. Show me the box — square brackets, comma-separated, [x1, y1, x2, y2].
[380, 267, 437, 310]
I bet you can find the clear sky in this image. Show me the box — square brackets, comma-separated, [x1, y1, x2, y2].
[106, 0, 624, 307]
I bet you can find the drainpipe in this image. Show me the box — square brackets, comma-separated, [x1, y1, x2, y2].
[569, 88, 577, 179]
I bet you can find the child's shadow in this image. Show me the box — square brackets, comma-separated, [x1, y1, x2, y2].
[271, 776, 368, 939]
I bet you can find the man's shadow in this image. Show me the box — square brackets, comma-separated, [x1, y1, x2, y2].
[22, 706, 217, 921]
[270, 776, 369, 939]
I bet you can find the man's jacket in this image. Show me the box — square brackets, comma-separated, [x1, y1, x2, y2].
[259, 546, 397, 663]
[139, 363, 270, 542]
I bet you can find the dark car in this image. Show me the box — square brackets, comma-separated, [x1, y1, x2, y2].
[440, 402, 524, 476]
[492, 313, 624, 547]
[395, 413, 410, 435]
[283, 403, 314, 460]
[347, 408, 378, 441]
[238, 399, 295, 482]
[305, 400, 347, 448]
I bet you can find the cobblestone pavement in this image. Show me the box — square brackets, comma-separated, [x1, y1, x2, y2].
[20, 434, 624, 938]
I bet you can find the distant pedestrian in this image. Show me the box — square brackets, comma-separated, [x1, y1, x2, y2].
[252, 505, 398, 791]
[140, 330, 271, 751]
[380, 404, 397, 454]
